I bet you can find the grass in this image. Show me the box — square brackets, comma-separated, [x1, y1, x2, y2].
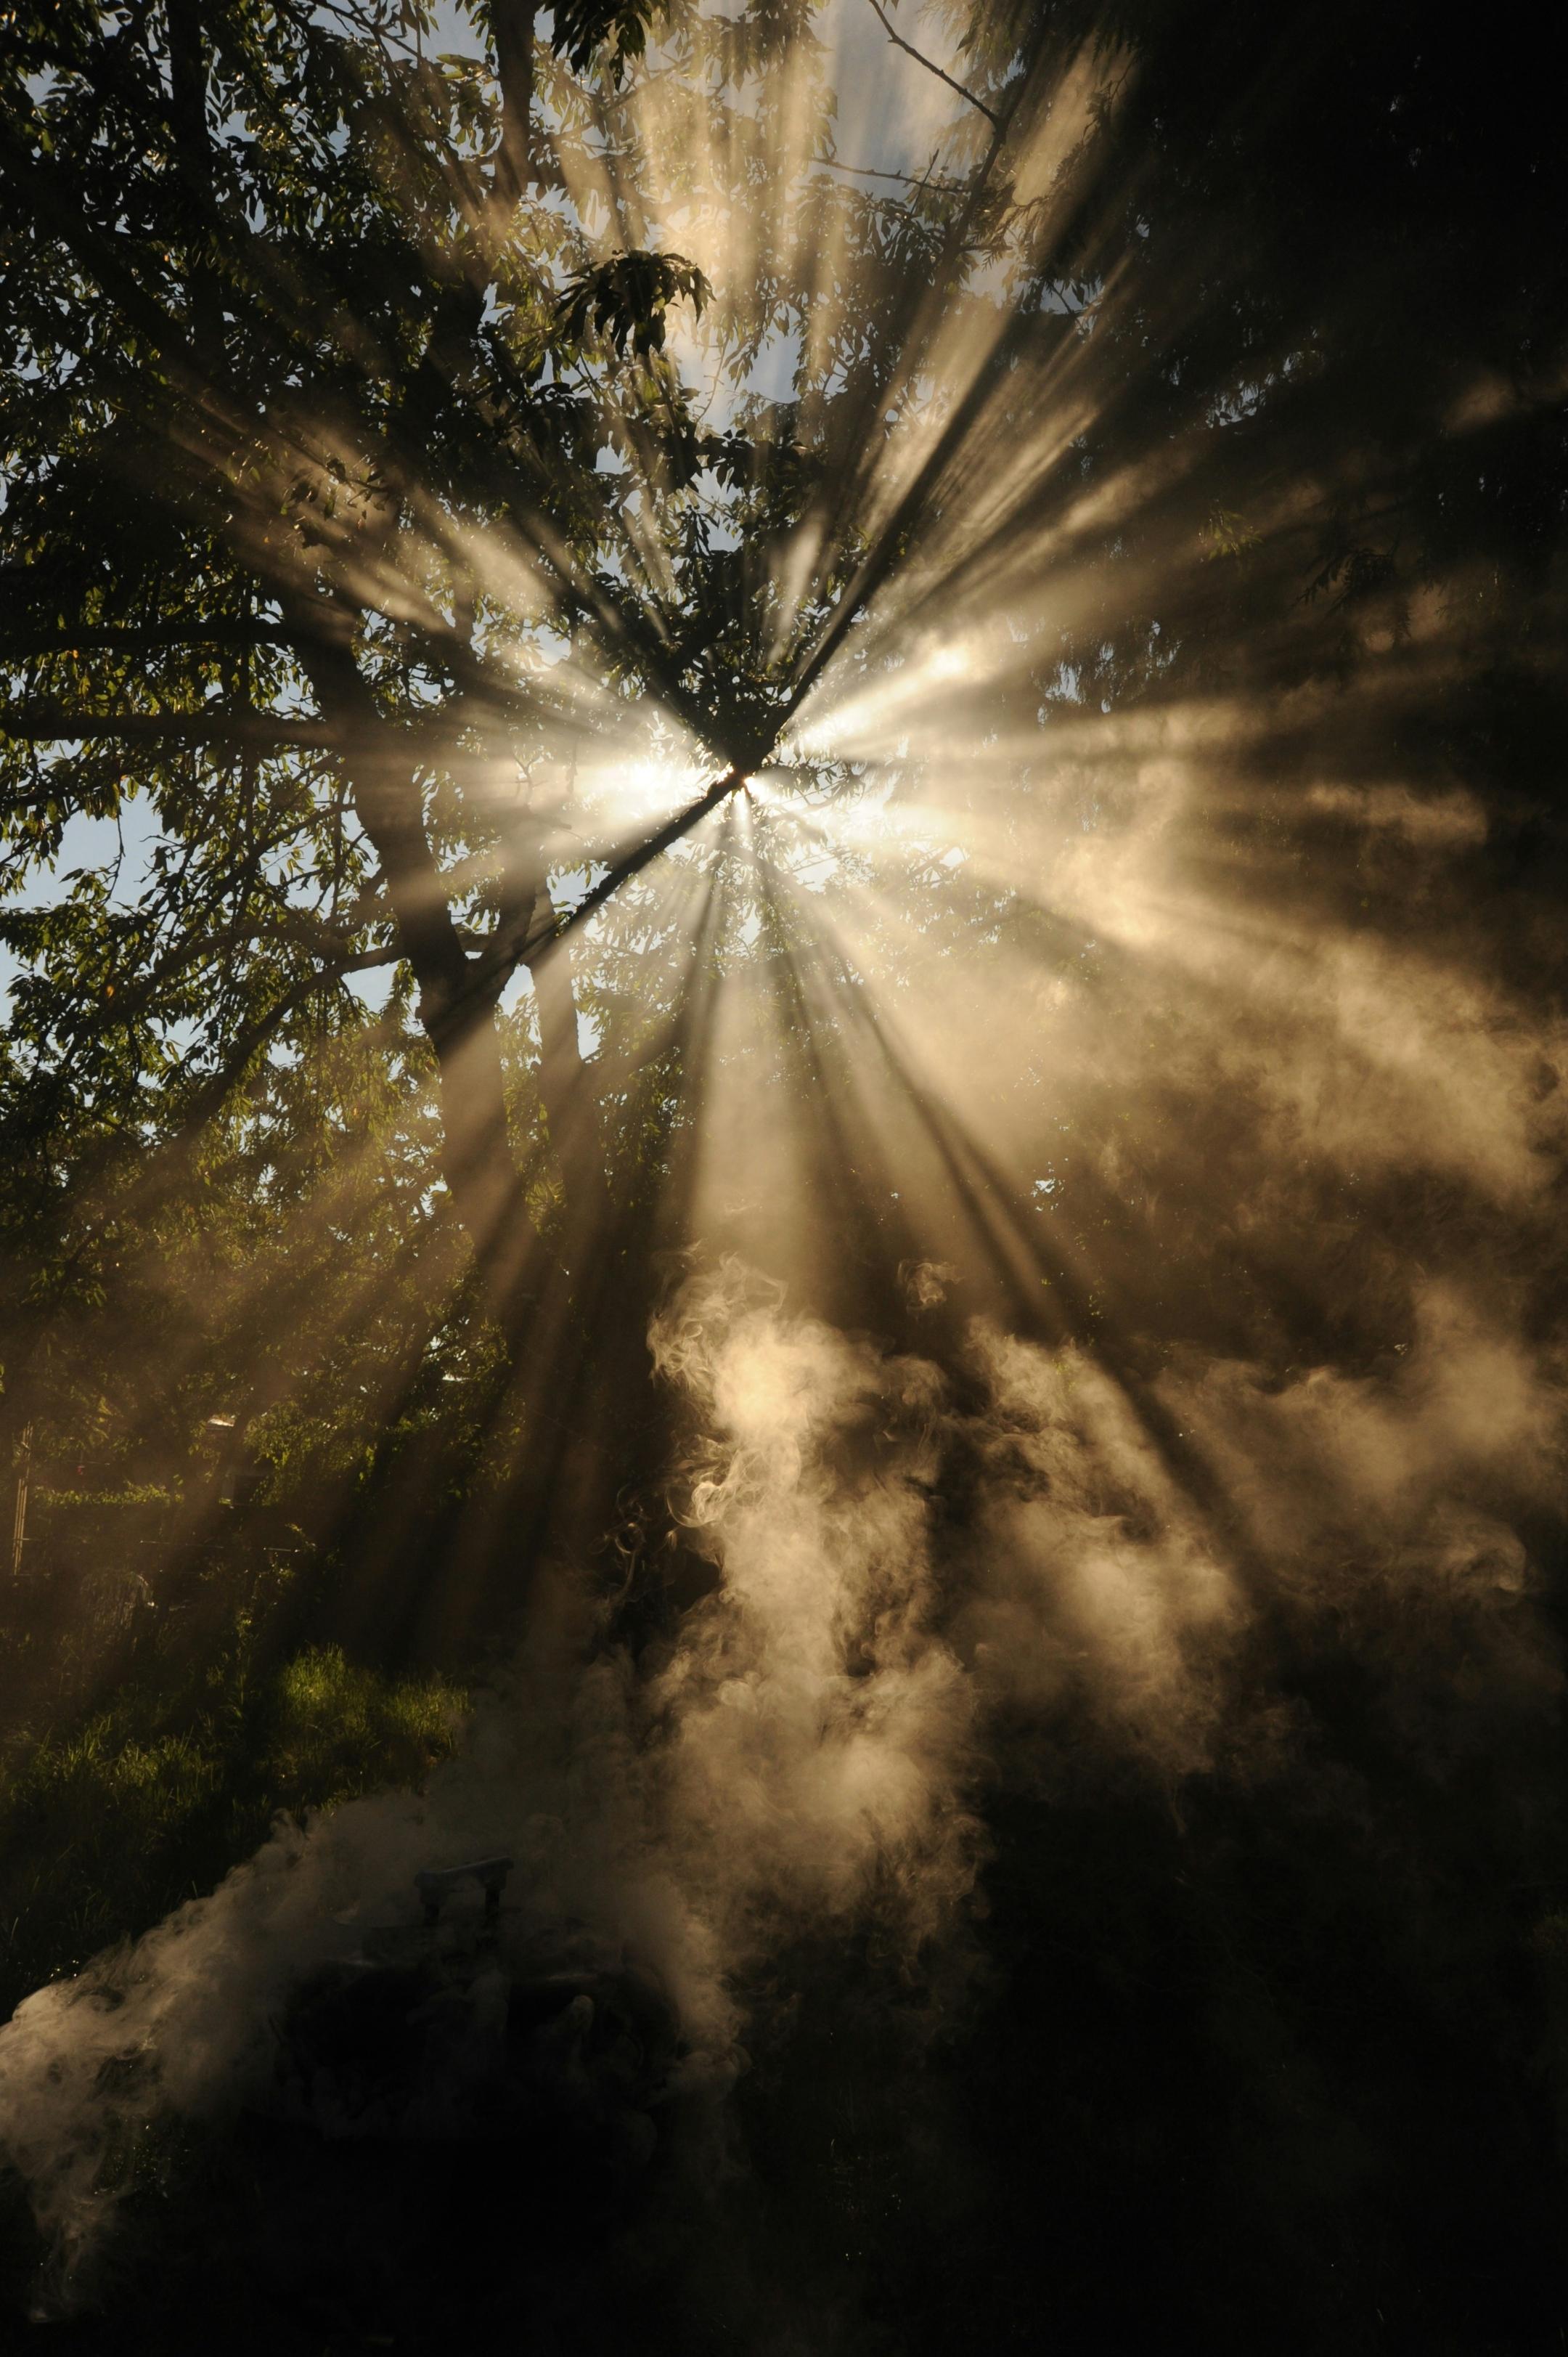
[0, 1562, 467, 2020]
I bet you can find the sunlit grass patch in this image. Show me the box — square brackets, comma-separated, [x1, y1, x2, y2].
[264, 1642, 467, 1811]
[0, 1621, 467, 2021]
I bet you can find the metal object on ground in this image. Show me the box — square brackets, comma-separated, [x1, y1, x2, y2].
[265, 1896, 682, 2170]
[11, 1422, 31, 1577]
[414, 1856, 514, 1928]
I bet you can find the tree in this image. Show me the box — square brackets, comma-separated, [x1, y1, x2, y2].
[3, 0, 1564, 1580]
[0, 0, 1064, 1601]
[6, 8, 1568, 2348]
[0, 0, 776, 1318]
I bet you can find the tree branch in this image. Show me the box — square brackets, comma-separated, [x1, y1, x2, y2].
[168, 947, 400, 1136]
[863, 0, 999, 128]
[526, 766, 746, 965]
[810, 150, 968, 192]
[0, 624, 295, 659]
[489, 1, 537, 203]
[0, 706, 340, 750]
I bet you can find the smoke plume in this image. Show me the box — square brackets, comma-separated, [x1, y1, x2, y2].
[6, 1241, 1562, 2321]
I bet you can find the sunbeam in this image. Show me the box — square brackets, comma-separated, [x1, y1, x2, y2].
[0, 0, 1564, 2348]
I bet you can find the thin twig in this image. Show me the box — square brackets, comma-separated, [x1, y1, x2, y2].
[809, 151, 968, 193]
[863, 0, 999, 128]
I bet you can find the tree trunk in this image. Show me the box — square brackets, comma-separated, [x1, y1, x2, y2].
[291, 616, 552, 1322]
[489, 3, 537, 207]
[527, 894, 613, 1247]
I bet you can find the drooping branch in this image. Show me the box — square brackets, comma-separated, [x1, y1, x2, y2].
[167, 944, 400, 1139]
[75, 903, 399, 1041]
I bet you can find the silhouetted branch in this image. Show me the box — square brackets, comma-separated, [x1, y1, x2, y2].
[168, 943, 400, 1133]
[863, 0, 999, 128]
[0, 707, 339, 750]
[0, 624, 294, 659]
[529, 768, 746, 961]
[810, 151, 968, 192]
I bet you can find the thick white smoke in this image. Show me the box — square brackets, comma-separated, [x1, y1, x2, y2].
[1, 1258, 1559, 2306]
[0, 1261, 981, 2305]
[954, 1278, 1564, 1784]
[647, 1260, 981, 1957]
